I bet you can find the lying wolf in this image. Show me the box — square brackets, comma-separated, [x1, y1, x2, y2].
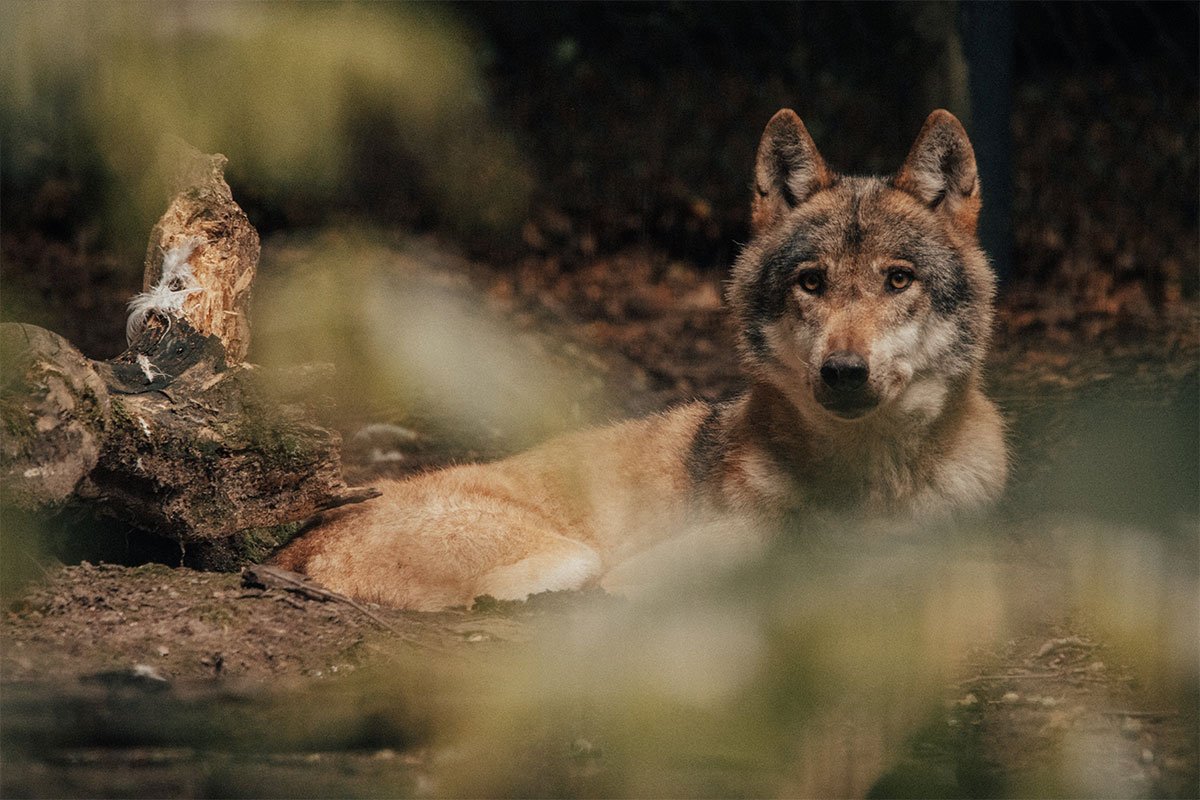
[274, 109, 1007, 610]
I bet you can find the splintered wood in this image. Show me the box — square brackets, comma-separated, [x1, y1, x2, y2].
[0, 145, 376, 569]
[141, 147, 260, 364]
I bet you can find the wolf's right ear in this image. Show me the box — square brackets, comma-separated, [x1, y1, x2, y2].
[752, 109, 832, 235]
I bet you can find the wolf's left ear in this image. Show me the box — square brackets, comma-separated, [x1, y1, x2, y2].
[752, 109, 832, 235]
[895, 110, 980, 233]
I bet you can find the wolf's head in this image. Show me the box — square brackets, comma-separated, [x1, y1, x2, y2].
[728, 109, 996, 425]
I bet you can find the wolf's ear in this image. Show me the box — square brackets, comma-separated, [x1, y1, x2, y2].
[752, 109, 832, 235]
[895, 110, 980, 232]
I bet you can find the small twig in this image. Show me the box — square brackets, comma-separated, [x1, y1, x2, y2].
[959, 671, 1061, 685]
[242, 565, 432, 649]
[316, 486, 383, 512]
[276, 594, 306, 611]
[186, 397, 220, 414]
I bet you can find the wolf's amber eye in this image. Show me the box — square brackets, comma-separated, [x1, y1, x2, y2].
[797, 270, 825, 294]
[886, 268, 914, 293]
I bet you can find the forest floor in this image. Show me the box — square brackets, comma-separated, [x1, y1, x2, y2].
[2, 233, 1197, 798]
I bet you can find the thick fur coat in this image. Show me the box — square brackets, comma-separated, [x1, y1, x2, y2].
[274, 109, 1008, 610]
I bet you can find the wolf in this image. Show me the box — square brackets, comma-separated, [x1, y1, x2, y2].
[273, 109, 1007, 610]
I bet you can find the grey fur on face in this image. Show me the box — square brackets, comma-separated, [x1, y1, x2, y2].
[728, 111, 995, 415]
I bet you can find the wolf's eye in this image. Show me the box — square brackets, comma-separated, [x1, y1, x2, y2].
[797, 270, 825, 295]
[886, 268, 914, 293]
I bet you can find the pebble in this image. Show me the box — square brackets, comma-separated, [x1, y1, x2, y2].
[1001, 691, 1021, 704]
[957, 693, 979, 707]
[131, 663, 168, 683]
[156, 645, 170, 657]
[1140, 748, 1154, 764]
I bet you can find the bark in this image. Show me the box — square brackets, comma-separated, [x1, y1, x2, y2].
[0, 147, 377, 569]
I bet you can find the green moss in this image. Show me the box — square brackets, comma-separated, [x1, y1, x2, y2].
[234, 522, 305, 563]
[188, 493, 238, 526]
[108, 397, 135, 430]
[0, 395, 36, 441]
[74, 384, 110, 432]
[186, 521, 306, 572]
[241, 418, 305, 460]
[228, 392, 312, 464]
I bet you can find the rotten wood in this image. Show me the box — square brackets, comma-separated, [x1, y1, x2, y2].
[141, 145, 259, 363]
[0, 147, 377, 569]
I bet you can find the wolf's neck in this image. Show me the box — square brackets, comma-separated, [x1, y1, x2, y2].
[715, 379, 973, 512]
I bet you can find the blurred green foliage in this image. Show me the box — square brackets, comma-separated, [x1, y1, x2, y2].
[0, 1, 532, 253]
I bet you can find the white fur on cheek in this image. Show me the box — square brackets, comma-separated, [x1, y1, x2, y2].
[869, 320, 921, 384]
[870, 317, 959, 383]
[912, 318, 959, 372]
[897, 376, 948, 418]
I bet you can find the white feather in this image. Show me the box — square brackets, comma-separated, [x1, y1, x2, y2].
[136, 353, 167, 383]
[125, 238, 206, 344]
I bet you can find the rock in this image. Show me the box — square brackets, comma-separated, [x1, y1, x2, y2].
[82, 663, 170, 690]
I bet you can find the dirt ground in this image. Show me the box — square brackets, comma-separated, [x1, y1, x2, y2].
[2, 235, 1198, 798]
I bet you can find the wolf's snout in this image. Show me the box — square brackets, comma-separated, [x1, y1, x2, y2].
[820, 352, 869, 391]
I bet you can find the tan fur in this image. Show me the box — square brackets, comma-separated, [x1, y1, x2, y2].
[274, 109, 1008, 610]
[275, 407, 711, 609]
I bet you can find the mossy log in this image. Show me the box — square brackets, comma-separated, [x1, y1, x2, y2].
[0, 148, 376, 569]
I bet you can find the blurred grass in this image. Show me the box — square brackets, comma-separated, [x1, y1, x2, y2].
[252, 228, 613, 448]
[0, 1, 531, 256]
[2, 367, 1195, 797]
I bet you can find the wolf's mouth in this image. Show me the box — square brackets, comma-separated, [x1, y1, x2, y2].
[813, 387, 880, 419]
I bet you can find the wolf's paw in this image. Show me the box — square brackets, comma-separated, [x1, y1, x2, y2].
[474, 539, 602, 602]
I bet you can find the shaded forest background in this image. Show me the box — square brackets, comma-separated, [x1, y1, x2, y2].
[2, 1, 1196, 361]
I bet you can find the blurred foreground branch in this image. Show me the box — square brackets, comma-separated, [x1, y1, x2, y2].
[0, 147, 377, 568]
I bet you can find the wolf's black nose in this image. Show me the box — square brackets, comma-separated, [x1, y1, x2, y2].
[820, 352, 869, 391]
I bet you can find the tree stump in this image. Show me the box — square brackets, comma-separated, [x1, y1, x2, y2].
[0, 146, 377, 569]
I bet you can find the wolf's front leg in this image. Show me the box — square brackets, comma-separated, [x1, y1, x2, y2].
[473, 535, 603, 602]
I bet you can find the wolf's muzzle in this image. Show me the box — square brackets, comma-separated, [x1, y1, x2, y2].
[819, 351, 869, 391]
[816, 351, 878, 418]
